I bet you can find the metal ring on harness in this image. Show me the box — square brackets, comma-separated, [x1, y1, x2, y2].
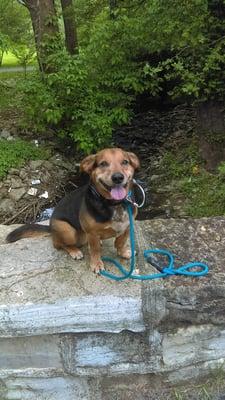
[126, 178, 146, 208]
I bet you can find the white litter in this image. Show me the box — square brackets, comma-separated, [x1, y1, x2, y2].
[31, 179, 41, 185]
[27, 188, 38, 196]
[39, 191, 49, 199]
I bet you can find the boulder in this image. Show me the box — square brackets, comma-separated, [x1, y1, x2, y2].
[0, 217, 225, 399]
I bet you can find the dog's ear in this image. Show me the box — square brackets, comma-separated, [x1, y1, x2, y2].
[80, 154, 96, 174]
[126, 152, 140, 170]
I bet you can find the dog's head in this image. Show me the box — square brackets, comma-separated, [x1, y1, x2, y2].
[80, 148, 140, 200]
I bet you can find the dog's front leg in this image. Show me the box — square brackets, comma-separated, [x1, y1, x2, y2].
[87, 233, 104, 273]
[114, 228, 131, 259]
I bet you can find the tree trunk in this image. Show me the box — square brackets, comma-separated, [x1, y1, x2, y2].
[109, 0, 117, 19]
[24, 0, 60, 72]
[60, 0, 78, 55]
[0, 50, 4, 67]
[196, 100, 225, 171]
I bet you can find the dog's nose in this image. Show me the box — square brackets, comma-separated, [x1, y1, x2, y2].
[111, 173, 124, 184]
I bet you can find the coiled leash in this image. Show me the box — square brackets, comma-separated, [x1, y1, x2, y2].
[100, 180, 209, 281]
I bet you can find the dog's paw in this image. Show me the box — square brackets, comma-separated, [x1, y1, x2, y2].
[118, 247, 132, 259]
[90, 260, 105, 274]
[69, 249, 84, 260]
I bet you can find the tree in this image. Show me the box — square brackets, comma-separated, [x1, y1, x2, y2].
[60, 0, 78, 54]
[0, 33, 9, 66]
[19, 0, 62, 72]
[159, 0, 225, 170]
[11, 44, 35, 76]
[17, 0, 225, 156]
[0, 0, 32, 65]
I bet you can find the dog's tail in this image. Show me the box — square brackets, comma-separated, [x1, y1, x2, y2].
[6, 224, 51, 243]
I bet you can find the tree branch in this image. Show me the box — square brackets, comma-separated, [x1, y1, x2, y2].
[17, 0, 28, 7]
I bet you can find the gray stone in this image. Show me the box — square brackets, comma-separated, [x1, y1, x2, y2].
[0, 187, 8, 198]
[0, 129, 11, 139]
[0, 217, 225, 398]
[42, 160, 53, 170]
[9, 177, 23, 188]
[2, 377, 91, 400]
[62, 331, 159, 376]
[0, 335, 62, 370]
[0, 199, 15, 214]
[8, 168, 20, 176]
[163, 324, 225, 368]
[0, 224, 20, 245]
[9, 187, 26, 201]
[19, 168, 28, 180]
[29, 160, 44, 170]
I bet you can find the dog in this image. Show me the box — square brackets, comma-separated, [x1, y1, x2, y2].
[6, 148, 140, 273]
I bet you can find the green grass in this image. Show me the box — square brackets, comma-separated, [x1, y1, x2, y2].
[0, 139, 50, 179]
[158, 142, 225, 217]
[2, 52, 19, 67]
[1, 51, 37, 68]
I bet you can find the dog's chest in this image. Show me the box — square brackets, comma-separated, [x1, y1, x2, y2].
[111, 206, 129, 236]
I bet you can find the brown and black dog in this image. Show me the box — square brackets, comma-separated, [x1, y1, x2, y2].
[7, 148, 140, 273]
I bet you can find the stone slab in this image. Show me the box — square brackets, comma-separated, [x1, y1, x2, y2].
[1, 217, 225, 398]
[1, 377, 92, 400]
[62, 331, 160, 376]
[1, 217, 225, 337]
[0, 225, 143, 336]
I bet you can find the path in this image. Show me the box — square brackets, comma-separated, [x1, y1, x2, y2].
[0, 66, 35, 73]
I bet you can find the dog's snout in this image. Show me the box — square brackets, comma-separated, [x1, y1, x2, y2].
[111, 173, 124, 184]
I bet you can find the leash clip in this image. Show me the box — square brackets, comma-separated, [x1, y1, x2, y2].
[126, 179, 146, 208]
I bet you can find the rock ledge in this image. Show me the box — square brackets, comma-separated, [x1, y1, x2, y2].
[0, 217, 225, 400]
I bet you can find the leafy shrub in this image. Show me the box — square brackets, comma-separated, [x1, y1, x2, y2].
[18, 9, 164, 153]
[0, 139, 49, 179]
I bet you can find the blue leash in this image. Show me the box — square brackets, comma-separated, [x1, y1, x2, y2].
[100, 203, 208, 281]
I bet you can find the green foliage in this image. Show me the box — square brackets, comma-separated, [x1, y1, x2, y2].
[160, 146, 225, 217]
[0, 72, 25, 113]
[0, 0, 35, 70]
[11, 44, 36, 73]
[0, 32, 9, 66]
[2, 51, 19, 67]
[19, 5, 165, 152]
[0, 139, 49, 179]
[161, 0, 225, 101]
[161, 143, 202, 178]
[0, 0, 33, 46]
[10, 0, 225, 152]
[179, 173, 225, 217]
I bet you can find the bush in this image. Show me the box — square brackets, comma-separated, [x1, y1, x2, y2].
[18, 10, 163, 153]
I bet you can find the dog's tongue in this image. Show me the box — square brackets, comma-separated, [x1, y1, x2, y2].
[110, 186, 126, 200]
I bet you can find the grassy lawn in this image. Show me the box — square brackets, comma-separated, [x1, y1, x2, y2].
[2, 52, 19, 67]
[2, 51, 37, 68]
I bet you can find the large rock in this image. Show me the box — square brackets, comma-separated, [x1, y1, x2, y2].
[0, 217, 225, 399]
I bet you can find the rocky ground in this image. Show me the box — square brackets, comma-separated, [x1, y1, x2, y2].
[0, 105, 196, 225]
[0, 132, 80, 224]
[114, 104, 196, 219]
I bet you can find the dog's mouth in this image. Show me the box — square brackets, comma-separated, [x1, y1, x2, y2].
[99, 179, 128, 200]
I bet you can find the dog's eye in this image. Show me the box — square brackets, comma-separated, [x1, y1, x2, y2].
[122, 159, 129, 166]
[98, 161, 109, 168]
